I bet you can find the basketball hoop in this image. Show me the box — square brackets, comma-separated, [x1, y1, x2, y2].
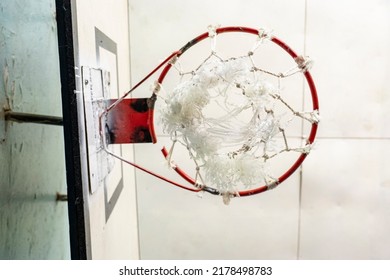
[99, 26, 319, 204]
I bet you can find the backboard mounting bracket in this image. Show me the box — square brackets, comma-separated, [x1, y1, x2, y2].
[81, 66, 115, 194]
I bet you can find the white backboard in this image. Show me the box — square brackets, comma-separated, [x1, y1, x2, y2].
[69, 0, 139, 259]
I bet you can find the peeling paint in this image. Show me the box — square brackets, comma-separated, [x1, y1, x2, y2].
[0, 0, 69, 259]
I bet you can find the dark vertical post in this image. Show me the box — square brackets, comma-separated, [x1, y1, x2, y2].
[55, 0, 87, 259]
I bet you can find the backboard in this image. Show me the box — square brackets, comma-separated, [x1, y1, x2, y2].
[56, 0, 139, 259]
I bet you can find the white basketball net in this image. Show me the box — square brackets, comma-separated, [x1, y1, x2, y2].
[158, 27, 319, 197]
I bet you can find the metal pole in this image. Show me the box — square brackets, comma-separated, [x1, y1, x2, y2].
[4, 111, 63, 126]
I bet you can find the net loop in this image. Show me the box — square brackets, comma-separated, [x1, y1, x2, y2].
[295, 55, 313, 72]
[169, 54, 179, 65]
[207, 24, 220, 53]
[152, 81, 161, 95]
[257, 28, 273, 42]
[250, 28, 272, 54]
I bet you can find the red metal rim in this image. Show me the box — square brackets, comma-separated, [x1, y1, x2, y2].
[156, 26, 319, 196]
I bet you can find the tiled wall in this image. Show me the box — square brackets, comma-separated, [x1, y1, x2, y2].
[128, 0, 390, 259]
[300, 0, 390, 259]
